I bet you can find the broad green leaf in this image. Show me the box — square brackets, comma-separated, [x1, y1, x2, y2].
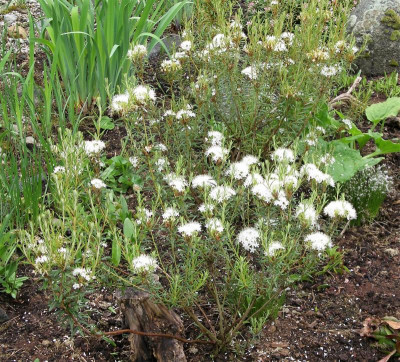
[327, 141, 382, 183]
[375, 137, 400, 154]
[99, 116, 115, 130]
[366, 97, 400, 126]
[123, 218, 135, 239]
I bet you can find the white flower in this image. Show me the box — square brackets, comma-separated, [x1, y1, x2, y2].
[91, 178, 106, 189]
[274, 40, 287, 52]
[72, 283, 81, 290]
[323, 200, 357, 220]
[128, 44, 147, 60]
[209, 185, 236, 203]
[252, 183, 273, 203]
[178, 222, 202, 237]
[161, 59, 181, 72]
[84, 140, 106, 156]
[237, 227, 260, 252]
[111, 92, 130, 112]
[164, 173, 188, 193]
[241, 66, 258, 80]
[244, 173, 264, 188]
[280, 32, 294, 45]
[132, 85, 156, 104]
[176, 109, 196, 120]
[206, 131, 225, 146]
[180, 40, 192, 51]
[162, 207, 179, 222]
[271, 148, 295, 163]
[301, 164, 335, 187]
[163, 110, 176, 118]
[173, 51, 187, 60]
[192, 174, 217, 188]
[205, 218, 224, 234]
[273, 190, 289, 210]
[72, 267, 92, 281]
[225, 162, 250, 180]
[296, 202, 318, 227]
[156, 158, 169, 172]
[205, 145, 229, 162]
[198, 203, 215, 213]
[132, 254, 158, 273]
[321, 65, 340, 77]
[305, 232, 332, 251]
[265, 242, 284, 256]
[35, 255, 48, 264]
[129, 156, 138, 167]
[154, 143, 168, 152]
[241, 155, 259, 166]
[53, 166, 65, 174]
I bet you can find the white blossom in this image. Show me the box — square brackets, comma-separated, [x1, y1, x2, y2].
[265, 242, 284, 256]
[271, 148, 295, 163]
[164, 173, 188, 193]
[192, 174, 217, 188]
[162, 207, 179, 222]
[111, 92, 130, 112]
[84, 140, 106, 156]
[206, 131, 225, 146]
[132, 85, 156, 104]
[323, 200, 357, 220]
[209, 185, 236, 203]
[178, 222, 202, 237]
[132, 255, 158, 273]
[305, 232, 332, 251]
[237, 227, 260, 252]
[296, 202, 318, 227]
[91, 178, 106, 189]
[225, 162, 250, 180]
[205, 145, 229, 162]
[205, 218, 224, 234]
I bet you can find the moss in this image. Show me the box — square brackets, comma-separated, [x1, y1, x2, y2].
[381, 9, 400, 30]
[389, 59, 399, 67]
[390, 30, 400, 41]
[0, 4, 27, 15]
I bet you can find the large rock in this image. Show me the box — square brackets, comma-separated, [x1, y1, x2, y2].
[348, 0, 400, 76]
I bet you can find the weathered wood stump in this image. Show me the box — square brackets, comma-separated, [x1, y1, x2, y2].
[116, 288, 187, 362]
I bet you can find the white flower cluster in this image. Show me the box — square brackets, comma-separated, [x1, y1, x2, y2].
[304, 232, 332, 251]
[127, 44, 147, 62]
[164, 173, 188, 193]
[84, 140, 106, 156]
[162, 207, 179, 222]
[301, 163, 334, 187]
[205, 218, 224, 234]
[90, 178, 106, 189]
[205, 131, 229, 163]
[192, 174, 217, 189]
[323, 200, 357, 221]
[237, 227, 260, 252]
[132, 254, 158, 273]
[132, 85, 156, 105]
[178, 221, 202, 237]
[296, 201, 318, 227]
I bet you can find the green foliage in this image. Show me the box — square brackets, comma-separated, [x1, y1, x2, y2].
[0, 215, 28, 298]
[35, 0, 189, 109]
[101, 155, 143, 192]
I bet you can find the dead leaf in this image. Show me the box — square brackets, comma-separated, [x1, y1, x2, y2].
[384, 318, 400, 330]
[393, 200, 400, 205]
[359, 317, 381, 337]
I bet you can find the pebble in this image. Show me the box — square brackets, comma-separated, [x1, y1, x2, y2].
[4, 13, 18, 25]
[7, 24, 27, 39]
[384, 248, 399, 257]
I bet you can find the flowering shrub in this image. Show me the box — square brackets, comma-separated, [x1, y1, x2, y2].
[15, 0, 388, 355]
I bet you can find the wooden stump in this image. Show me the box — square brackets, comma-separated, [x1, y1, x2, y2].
[116, 288, 187, 362]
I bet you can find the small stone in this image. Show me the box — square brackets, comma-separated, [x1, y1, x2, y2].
[25, 136, 36, 145]
[0, 307, 9, 324]
[7, 25, 27, 39]
[385, 248, 399, 256]
[4, 14, 18, 25]
[41, 340, 51, 346]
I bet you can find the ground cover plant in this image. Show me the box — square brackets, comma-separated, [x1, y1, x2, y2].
[0, 0, 399, 360]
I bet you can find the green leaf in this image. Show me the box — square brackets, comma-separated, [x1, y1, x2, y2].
[375, 137, 400, 154]
[111, 239, 121, 266]
[328, 141, 383, 183]
[123, 218, 135, 239]
[366, 97, 400, 126]
[99, 116, 115, 130]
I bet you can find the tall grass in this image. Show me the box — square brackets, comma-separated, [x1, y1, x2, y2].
[35, 0, 189, 110]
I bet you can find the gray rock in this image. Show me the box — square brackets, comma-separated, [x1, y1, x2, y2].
[0, 307, 9, 324]
[3, 13, 17, 25]
[149, 34, 182, 61]
[347, 0, 400, 76]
